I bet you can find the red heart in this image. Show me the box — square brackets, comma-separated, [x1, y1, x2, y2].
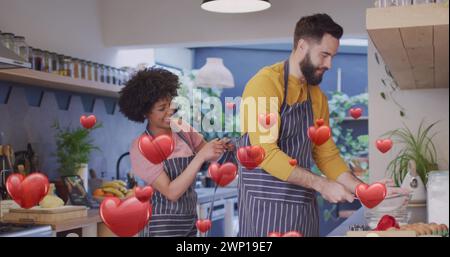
[100, 196, 152, 237]
[138, 134, 174, 164]
[6, 173, 49, 209]
[196, 219, 212, 233]
[237, 146, 265, 170]
[349, 108, 362, 120]
[208, 162, 237, 187]
[375, 215, 400, 231]
[135, 186, 153, 203]
[316, 118, 325, 127]
[268, 231, 303, 237]
[80, 115, 96, 129]
[355, 183, 387, 209]
[376, 139, 393, 154]
[226, 102, 235, 110]
[289, 159, 297, 166]
[307, 126, 331, 146]
[258, 113, 277, 129]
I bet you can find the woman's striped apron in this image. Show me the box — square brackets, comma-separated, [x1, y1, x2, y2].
[144, 130, 198, 237]
[237, 60, 319, 237]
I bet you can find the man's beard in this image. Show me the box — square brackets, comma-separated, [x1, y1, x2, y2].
[299, 52, 327, 85]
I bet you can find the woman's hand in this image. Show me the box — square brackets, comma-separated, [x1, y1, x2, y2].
[197, 139, 226, 162]
[219, 137, 235, 152]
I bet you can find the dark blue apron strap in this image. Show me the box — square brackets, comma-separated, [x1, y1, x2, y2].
[282, 60, 289, 109]
[284, 60, 313, 105]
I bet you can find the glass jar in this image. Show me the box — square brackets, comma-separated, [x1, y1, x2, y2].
[60, 56, 73, 77]
[1, 32, 15, 50]
[427, 170, 449, 226]
[86, 61, 93, 81]
[50, 52, 59, 74]
[105, 66, 111, 84]
[92, 63, 99, 82]
[28, 47, 34, 69]
[32, 49, 45, 71]
[72, 58, 80, 79]
[80, 60, 87, 80]
[111, 67, 118, 85]
[99, 64, 105, 83]
[43, 50, 52, 73]
[13, 36, 29, 62]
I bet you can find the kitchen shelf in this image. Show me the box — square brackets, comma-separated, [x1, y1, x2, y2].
[0, 68, 120, 98]
[366, 3, 449, 90]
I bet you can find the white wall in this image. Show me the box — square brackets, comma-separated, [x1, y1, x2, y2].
[0, 0, 122, 66]
[98, 0, 373, 48]
[368, 41, 449, 183]
[154, 48, 194, 70]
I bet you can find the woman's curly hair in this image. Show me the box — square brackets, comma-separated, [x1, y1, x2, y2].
[118, 67, 179, 123]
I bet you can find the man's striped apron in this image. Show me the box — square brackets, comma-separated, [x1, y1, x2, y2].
[237, 60, 319, 237]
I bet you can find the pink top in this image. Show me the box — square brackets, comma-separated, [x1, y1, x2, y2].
[130, 123, 204, 185]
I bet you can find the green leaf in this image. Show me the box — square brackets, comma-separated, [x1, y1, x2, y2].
[380, 92, 386, 99]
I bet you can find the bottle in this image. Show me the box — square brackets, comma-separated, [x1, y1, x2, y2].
[427, 170, 449, 227]
[13, 36, 29, 62]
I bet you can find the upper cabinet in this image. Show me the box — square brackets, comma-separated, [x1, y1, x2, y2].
[366, 3, 449, 90]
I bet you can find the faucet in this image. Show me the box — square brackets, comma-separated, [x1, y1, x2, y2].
[116, 152, 130, 180]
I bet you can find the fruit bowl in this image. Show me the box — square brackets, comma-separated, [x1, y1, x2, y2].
[364, 192, 412, 229]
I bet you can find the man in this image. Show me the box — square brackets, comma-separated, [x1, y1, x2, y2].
[237, 13, 368, 237]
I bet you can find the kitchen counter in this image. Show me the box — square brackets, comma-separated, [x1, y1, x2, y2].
[1, 208, 103, 236]
[327, 207, 366, 237]
[327, 205, 429, 237]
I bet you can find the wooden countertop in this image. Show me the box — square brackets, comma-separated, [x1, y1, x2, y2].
[1, 209, 103, 233]
[51, 209, 102, 232]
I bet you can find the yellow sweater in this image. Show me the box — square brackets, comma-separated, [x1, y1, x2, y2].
[240, 62, 349, 181]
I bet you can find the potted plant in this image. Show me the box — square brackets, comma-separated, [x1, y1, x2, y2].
[383, 120, 439, 189]
[52, 120, 101, 195]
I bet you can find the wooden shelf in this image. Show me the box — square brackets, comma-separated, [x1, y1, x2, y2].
[0, 68, 121, 98]
[367, 3, 449, 90]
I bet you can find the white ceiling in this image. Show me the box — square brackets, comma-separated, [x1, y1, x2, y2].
[98, 0, 374, 48]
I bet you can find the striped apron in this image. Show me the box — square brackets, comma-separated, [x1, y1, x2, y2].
[237, 60, 319, 237]
[144, 131, 198, 237]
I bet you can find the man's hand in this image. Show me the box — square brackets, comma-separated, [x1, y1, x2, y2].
[315, 177, 355, 203]
[287, 167, 354, 203]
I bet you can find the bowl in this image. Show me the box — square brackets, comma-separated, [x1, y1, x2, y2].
[364, 192, 412, 229]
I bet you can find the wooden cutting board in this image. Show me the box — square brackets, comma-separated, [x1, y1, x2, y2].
[2, 205, 88, 223]
[346, 230, 417, 237]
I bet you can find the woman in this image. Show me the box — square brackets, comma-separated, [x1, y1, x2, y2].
[118, 67, 230, 237]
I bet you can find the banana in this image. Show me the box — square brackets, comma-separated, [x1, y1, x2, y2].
[113, 180, 127, 187]
[102, 187, 125, 198]
[118, 187, 128, 194]
[102, 181, 126, 190]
